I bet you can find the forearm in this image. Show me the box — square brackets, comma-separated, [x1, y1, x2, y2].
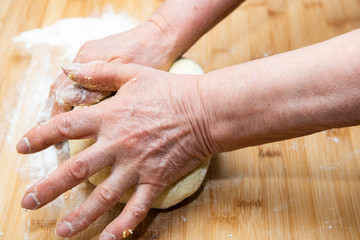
[200, 29, 360, 153]
[148, 0, 244, 58]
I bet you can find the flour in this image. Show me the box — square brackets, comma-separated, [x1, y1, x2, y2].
[14, 11, 137, 60]
[320, 149, 360, 170]
[9, 9, 137, 239]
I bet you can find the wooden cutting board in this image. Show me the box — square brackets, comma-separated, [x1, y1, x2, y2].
[1, 0, 360, 239]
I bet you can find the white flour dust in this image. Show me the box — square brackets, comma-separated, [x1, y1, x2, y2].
[14, 11, 137, 60]
[320, 149, 360, 170]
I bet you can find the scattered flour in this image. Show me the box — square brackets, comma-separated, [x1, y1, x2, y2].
[14, 11, 137, 60]
[9, 8, 137, 239]
[320, 149, 360, 170]
[329, 137, 340, 143]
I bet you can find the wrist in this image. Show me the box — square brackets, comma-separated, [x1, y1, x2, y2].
[200, 30, 360, 153]
[198, 70, 265, 153]
[145, 14, 185, 67]
[147, 0, 245, 61]
[167, 74, 216, 157]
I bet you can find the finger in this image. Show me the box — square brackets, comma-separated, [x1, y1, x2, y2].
[21, 141, 114, 210]
[50, 100, 70, 118]
[48, 74, 74, 118]
[16, 106, 101, 154]
[60, 61, 142, 91]
[55, 167, 138, 237]
[100, 184, 163, 240]
[61, 83, 112, 107]
[50, 73, 112, 114]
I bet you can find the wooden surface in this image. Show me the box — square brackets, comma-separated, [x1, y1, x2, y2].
[1, 0, 360, 239]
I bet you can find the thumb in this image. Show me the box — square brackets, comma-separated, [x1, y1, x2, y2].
[60, 61, 140, 91]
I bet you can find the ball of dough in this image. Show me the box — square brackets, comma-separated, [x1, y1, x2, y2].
[68, 58, 211, 209]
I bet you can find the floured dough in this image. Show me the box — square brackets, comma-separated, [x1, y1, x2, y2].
[68, 58, 211, 209]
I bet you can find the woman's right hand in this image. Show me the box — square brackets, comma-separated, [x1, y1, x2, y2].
[47, 0, 250, 119]
[47, 20, 181, 118]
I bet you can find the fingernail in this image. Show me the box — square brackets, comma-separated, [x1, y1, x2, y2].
[56, 221, 73, 237]
[21, 193, 40, 210]
[60, 62, 83, 72]
[16, 137, 30, 154]
[61, 63, 83, 81]
[66, 71, 77, 81]
[100, 232, 116, 240]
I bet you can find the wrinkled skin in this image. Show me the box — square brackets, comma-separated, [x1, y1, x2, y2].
[18, 63, 211, 239]
[48, 21, 179, 117]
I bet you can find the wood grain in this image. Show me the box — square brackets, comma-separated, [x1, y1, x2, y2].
[1, 0, 360, 239]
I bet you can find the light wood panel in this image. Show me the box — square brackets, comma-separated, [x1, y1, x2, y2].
[0, 0, 360, 239]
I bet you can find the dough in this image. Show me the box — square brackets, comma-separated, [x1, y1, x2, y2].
[69, 58, 211, 209]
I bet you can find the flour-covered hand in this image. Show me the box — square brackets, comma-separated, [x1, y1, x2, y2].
[18, 63, 212, 239]
[48, 20, 181, 117]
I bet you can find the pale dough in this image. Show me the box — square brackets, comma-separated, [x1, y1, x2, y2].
[68, 58, 211, 209]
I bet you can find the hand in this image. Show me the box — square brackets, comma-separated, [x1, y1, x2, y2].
[18, 62, 211, 239]
[48, 21, 181, 118]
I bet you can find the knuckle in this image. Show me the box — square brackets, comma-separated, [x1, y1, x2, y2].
[129, 202, 148, 219]
[55, 115, 74, 138]
[91, 61, 106, 75]
[95, 184, 120, 206]
[67, 158, 89, 182]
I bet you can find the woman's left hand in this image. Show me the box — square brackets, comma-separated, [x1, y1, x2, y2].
[17, 61, 212, 239]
